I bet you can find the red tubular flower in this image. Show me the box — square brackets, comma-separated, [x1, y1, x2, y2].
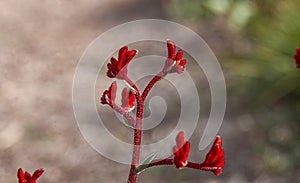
[121, 88, 135, 112]
[18, 168, 44, 183]
[101, 81, 117, 106]
[173, 131, 190, 169]
[200, 136, 224, 176]
[294, 47, 300, 69]
[107, 46, 138, 79]
[163, 40, 187, 74]
[167, 39, 176, 60]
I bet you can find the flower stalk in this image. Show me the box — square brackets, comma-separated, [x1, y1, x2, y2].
[100, 40, 224, 183]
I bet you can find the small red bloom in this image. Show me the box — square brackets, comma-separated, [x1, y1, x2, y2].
[200, 136, 224, 176]
[18, 168, 44, 183]
[294, 47, 300, 69]
[173, 131, 190, 169]
[121, 88, 135, 112]
[107, 46, 138, 79]
[163, 40, 187, 74]
[101, 81, 117, 106]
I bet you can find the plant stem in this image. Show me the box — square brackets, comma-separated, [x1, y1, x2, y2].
[133, 158, 216, 174]
[126, 71, 165, 183]
[125, 76, 143, 183]
[127, 103, 143, 183]
[141, 71, 164, 100]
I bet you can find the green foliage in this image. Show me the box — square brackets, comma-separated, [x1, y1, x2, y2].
[168, 0, 300, 177]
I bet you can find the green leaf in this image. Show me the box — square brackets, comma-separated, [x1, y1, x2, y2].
[134, 152, 158, 174]
[121, 117, 134, 128]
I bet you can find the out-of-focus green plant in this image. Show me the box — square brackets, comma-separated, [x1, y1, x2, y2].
[166, 0, 300, 176]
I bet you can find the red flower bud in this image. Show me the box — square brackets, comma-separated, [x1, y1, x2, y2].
[200, 136, 224, 176]
[294, 47, 300, 69]
[121, 88, 135, 112]
[167, 39, 176, 60]
[107, 46, 138, 79]
[173, 131, 190, 169]
[17, 168, 44, 183]
[101, 81, 117, 106]
[164, 40, 187, 74]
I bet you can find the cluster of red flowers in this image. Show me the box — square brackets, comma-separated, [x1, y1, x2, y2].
[172, 131, 224, 175]
[199, 135, 225, 175]
[173, 131, 191, 169]
[163, 40, 187, 74]
[101, 40, 224, 182]
[106, 46, 138, 79]
[17, 168, 44, 183]
[100, 81, 136, 112]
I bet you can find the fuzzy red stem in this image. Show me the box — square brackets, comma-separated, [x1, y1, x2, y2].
[141, 71, 164, 100]
[126, 70, 168, 182]
[134, 158, 215, 174]
[124, 76, 143, 183]
[147, 158, 174, 167]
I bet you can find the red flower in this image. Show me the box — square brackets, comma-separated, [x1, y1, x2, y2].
[107, 46, 138, 79]
[101, 81, 117, 106]
[163, 40, 187, 74]
[294, 47, 300, 69]
[200, 136, 224, 176]
[173, 131, 190, 169]
[121, 88, 135, 112]
[17, 168, 44, 183]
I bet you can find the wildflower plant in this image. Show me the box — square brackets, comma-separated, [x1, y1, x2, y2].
[100, 40, 225, 183]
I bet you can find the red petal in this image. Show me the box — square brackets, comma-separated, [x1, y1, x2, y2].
[32, 168, 44, 180]
[214, 136, 222, 146]
[124, 50, 138, 66]
[17, 168, 26, 183]
[173, 131, 190, 169]
[109, 81, 117, 101]
[167, 39, 176, 60]
[173, 146, 179, 155]
[213, 169, 222, 176]
[121, 88, 129, 108]
[182, 141, 190, 160]
[110, 57, 118, 65]
[107, 57, 119, 78]
[175, 49, 183, 61]
[176, 131, 185, 148]
[25, 171, 32, 182]
[118, 46, 128, 63]
[100, 90, 109, 104]
[128, 91, 135, 108]
[180, 59, 187, 67]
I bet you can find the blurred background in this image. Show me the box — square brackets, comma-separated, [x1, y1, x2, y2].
[1, 0, 300, 182]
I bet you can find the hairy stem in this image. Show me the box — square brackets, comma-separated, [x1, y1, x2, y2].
[134, 158, 213, 174]
[126, 71, 167, 182]
[141, 71, 164, 100]
[125, 76, 143, 183]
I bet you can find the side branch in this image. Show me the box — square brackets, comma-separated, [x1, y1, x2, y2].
[141, 71, 164, 100]
[134, 158, 221, 174]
